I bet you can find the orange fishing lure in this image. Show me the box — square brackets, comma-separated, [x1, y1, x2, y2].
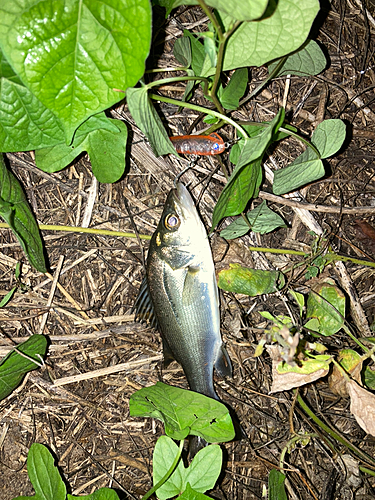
[169, 133, 226, 155]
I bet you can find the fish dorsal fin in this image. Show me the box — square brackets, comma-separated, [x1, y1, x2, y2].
[182, 265, 200, 306]
[134, 276, 158, 329]
[214, 345, 233, 378]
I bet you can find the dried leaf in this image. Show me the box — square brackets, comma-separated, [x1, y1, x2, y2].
[348, 381, 375, 436]
[267, 345, 330, 393]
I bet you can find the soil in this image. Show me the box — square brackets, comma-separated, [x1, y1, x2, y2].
[1, 1, 375, 499]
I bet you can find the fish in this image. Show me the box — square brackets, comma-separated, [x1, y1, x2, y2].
[135, 182, 232, 402]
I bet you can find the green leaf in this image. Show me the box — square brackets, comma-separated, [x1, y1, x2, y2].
[153, 436, 186, 500]
[220, 201, 286, 239]
[212, 109, 284, 228]
[289, 290, 305, 318]
[0, 49, 66, 152]
[174, 37, 192, 67]
[13, 444, 66, 500]
[179, 483, 212, 500]
[183, 31, 207, 77]
[153, 437, 222, 500]
[67, 488, 120, 500]
[35, 114, 128, 183]
[310, 119, 346, 159]
[184, 445, 222, 493]
[127, 86, 177, 157]
[0, 155, 47, 272]
[155, 0, 269, 21]
[129, 382, 235, 443]
[273, 119, 346, 195]
[222, 0, 320, 70]
[0, 286, 17, 307]
[0, 0, 151, 141]
[218, 264, 285, 296]
[305, 282, 346, 336]
[268, 469, 287, 500]
[0, 335, 47, 401]
[212, 158, 263, 229]
[219, 68, 248, 110]
[268, 40, 327, 77]
[273, 148, 324, 195]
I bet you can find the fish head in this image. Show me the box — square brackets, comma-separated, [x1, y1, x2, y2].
[151, 183, 209, 269]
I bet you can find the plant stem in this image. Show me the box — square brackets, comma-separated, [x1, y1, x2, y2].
[141, 439, 185, 500]
[0, 223, 152, 240]
[239, 56, 288, 107]
[297, 393, 375, 468]
[149, 93, 248, 138]
[146, 75, 209, 88]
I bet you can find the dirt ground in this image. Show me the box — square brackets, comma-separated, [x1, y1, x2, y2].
[1, 1, 375, 499]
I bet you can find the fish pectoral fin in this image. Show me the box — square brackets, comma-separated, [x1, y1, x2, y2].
[214, 344, 233, 378]
[133, 276, 158, 329]
[182, 265, 201, 306]
[162, 338, 176, 368]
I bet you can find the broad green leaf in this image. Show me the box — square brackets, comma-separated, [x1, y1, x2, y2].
[153, 437, 222, 500]
[179, 483, 212, 500]
[212, 158, 262, 229]
[15, 444, 66, 500]
[219, 68, 248, 110]
[0, 335, 47, 401]
[174, 37, 192, 67]
[153, 436, 186, 500]
[0, 155, 47, 272]
[212, 109, 284, 228]
[220, 201, 286, 239]
[268, 469, 287, 500]
[129, 382, 235, 443]
[305, 282, 346, 336]
[35, 114, 128, 183]
[0, 0, 152, 141]
[184, 445, 222, 493]
[277, 354, 332, 375]
[268, 40, 327, 77]
[218, 264, 285, 296]
[222, 0, 320, 70]
[154, 0, 269, 21]
[126, 87, 177, 157]
[310, 119, 346, 159]
[0, 49, 66, 152]
[273, 148, 324, 195]
[273, 119, 346, 195]
[68, 488, 121, 500]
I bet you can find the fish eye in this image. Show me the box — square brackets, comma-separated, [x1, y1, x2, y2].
[164, 213, 180, 230]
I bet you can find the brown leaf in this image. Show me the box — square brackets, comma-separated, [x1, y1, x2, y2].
[348, 380, 375, 436]
[267, 345, 329, 393]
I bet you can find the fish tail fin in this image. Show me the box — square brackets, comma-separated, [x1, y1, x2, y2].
[214, 344, 232, 378]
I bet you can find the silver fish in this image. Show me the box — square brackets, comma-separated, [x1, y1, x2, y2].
[135, 182, 232, 400]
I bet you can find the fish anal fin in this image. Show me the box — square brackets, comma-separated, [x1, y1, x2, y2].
[215, 344, 233, 378]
